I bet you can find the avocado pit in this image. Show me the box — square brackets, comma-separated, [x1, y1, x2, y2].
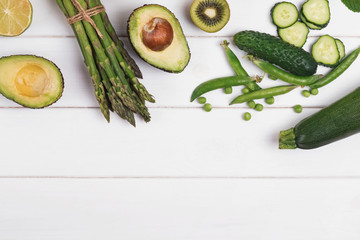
[15, 64, 49, 98]
[142, 17, 174, 52]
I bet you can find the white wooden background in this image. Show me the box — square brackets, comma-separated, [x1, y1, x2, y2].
[1, 0, 360, 239]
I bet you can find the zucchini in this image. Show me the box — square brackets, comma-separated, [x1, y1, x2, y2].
[312, 35, 340, 67]
[271, 2, 299, 28]
[335, 39, 346, 61]
[279, 87, 360, 149]
[301, 0, 331, 28]
[233, 30, 318, 76]
[300, 13, 322, 30]
[278, 21, 309, 47]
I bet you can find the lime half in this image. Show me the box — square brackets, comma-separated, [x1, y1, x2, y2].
[0, 0, 33, 37]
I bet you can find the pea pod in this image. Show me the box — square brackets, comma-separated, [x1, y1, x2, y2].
[230, 85, 297, 105]
[190, 76, 255, 102]
[310, 47, 360, 89]
[221, 41, 261, 91]
[249, 56, 322, 86]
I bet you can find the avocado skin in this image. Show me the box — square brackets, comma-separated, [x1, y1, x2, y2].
[127, 4, 191, 73]
[0, 55, 64, 109]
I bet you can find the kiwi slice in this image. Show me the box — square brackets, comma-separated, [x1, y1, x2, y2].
[190, 0, 230, 33]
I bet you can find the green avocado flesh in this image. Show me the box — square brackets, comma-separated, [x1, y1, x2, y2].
[0, 55, 64, 108]
[128, 4, 191, 73]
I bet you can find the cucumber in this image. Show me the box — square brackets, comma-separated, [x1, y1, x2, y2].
[271, 2, 299, 28]
[312, 35, 340, 67]
[278, 21, 309, 47]
[300, 13, 322, 30]
[233, 30, 318, 76]
[279, 87, 360, 149]
[301, 0, 330, 28]
[335, 39, 346, 61]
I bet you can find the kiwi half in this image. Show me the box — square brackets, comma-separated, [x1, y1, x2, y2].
[190, 0, 230, 33]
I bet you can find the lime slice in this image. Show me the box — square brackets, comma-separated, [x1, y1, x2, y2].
[0, 0, 33, 37]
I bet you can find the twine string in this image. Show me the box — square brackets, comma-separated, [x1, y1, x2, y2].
[67, 0, 105, 39]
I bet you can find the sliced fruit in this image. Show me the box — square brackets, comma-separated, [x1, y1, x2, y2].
[128, 4, 191, 73]
[271, 2, 299, 28]
[312, 35, 340, 67]
[335, 39, 346, 61]
[300, 13, 322, 30]
[278, 21, 309, 47]
[190, 0, 230, 33]
[0, 0, 33, 36]
[0, 55, 64, 108]
[301, 0, 330, 28]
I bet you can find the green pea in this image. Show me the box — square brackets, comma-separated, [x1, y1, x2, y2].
[242, 88, 250, 94]
[255, 104, 264, 112]
[268, 74, 278, 80]
[265, 97, 275, 105]
[248, 100, 256, 109]
[302, 90, 311, 98]
[243, 112, 252, 121]
[225, 87, 233, 94]
[294, 104, 303, 113]
[204, 103, 212, 112]
[311, 88, 319, 95]
[197, 97, 206, 104]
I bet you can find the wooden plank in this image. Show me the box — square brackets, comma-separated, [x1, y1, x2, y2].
[1, 178, 360, 240]
[27, 0, 360, 37]
[1, 37, 359, 108]
[0, 107, 359, 177]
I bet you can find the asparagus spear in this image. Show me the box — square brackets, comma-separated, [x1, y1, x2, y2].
[56, 0, 110, 122]
[86, 0, 155, 103]
[94, 0, 143, 79]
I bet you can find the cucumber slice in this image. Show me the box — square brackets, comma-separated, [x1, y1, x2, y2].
[302, 0, 330, 28]
[278, 21, 309, 47]
[312, 35, 339, 67]
[271, 2, 299, 28]
[335, 39, 346, 61]
[300, 13, 322, 30]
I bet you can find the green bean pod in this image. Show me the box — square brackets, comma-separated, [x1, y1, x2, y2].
[190, 76, 254, 102]
[221, 41, 261, 91]
[250, 57, 322, 86]
[310, 47, 360, 89]
[230, 85, 297, 105]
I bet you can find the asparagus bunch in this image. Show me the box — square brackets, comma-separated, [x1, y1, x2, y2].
[56, 0, 155, 126]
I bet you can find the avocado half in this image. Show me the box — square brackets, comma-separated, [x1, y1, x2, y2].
[0, 55, 64, 108]
[128, 4, 191, 73]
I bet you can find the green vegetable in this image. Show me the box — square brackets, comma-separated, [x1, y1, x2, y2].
[300, 12, 322, 30]
[56, 0, 153, 125]
[312, 35, 340, 67]
[190, 75, 255, 102]
[265, 97, 275, 105]
[335, 39, 346, 61]
[242, 88, 250, 94]
[234, 30, 318, 76]
[230, 85, 297, 105]
[248, 56, 321, 86]
[271, 2, 299, 28]
[248, 100, 256, 109]
[301, 0, 330, 28]
[198, 97, 207, 104]
[255, 104, 264, 112]
[225, 87, 233, 94]
[243, 112, 252, 121]
[302, 90, 311, 98]
[204, 103, 212, 112]
[221, 41, 261, 91]
[311, 88, 319, 95]
[294, 104, 303, 113]
[279, 88, 360, 149]
[341, 0, 360, 12]
[278, 21, 309, 48]
[268, 74, 278, 80]
[309, 47, 360, 89]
